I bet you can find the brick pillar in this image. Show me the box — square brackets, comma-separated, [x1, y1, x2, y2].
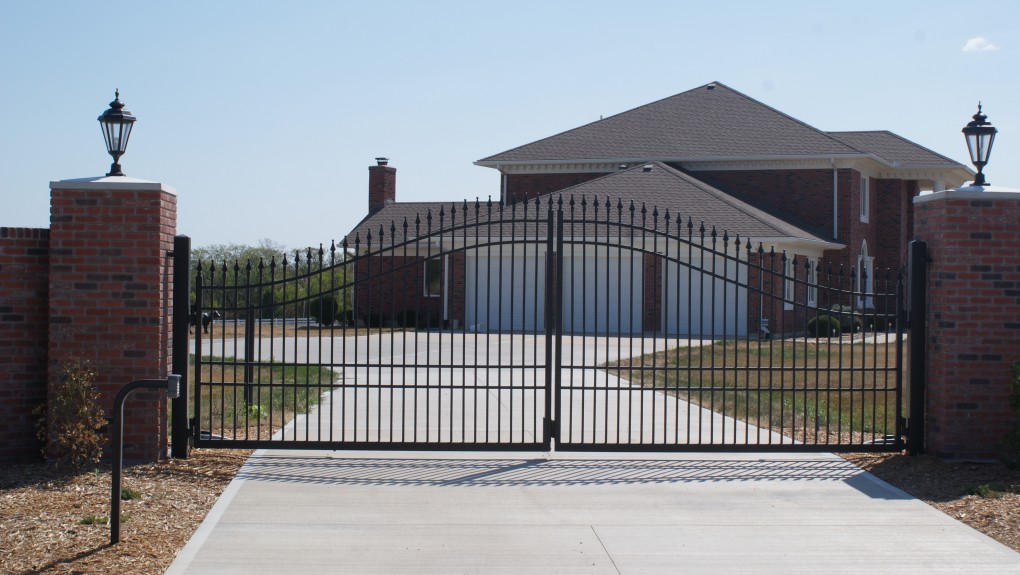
[913, 190, 1020, 459]
[0, 227, 50, 458]
[48, 177, 177, 461]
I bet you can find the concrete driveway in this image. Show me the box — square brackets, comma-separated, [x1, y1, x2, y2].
[164, 450, 1020, 574]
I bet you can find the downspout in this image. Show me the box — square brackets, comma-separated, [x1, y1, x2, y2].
[831, 158, 838, 240]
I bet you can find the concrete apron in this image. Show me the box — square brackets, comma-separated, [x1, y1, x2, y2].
[164, 449, 1020, 575]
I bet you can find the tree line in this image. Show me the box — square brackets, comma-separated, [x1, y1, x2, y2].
[190, 239, 352, 325]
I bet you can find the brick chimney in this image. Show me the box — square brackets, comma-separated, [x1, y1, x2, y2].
[368, 157, 396, 214]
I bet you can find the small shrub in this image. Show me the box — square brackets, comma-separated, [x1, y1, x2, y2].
[247, 403, 267, 419]
[397, 309, 419, 328]
[36, 359, 106, 469]
[967, 484, 1005, 499]
[79, 514, 108, 526]
[309, 294, 340, 326]
[120, 486, 142, 501]
[361, 312, 383, 328]
[807, 315, 841, 338]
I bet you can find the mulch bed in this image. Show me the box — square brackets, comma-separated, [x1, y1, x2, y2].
[0, 449, 249, 575]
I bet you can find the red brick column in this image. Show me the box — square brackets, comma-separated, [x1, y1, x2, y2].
[48, 178, 177, 461]
[913, 190, 1020, 459]
[0, 228, 50, 458]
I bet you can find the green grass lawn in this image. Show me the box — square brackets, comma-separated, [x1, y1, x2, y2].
[605, 336, 903, 445]
[188, 355, 338, 441]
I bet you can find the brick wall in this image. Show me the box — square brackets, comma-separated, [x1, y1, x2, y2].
[914, 191, 1020, 459]
[0, 227, 50, 458]
[353, 255, 443, 326]
[642, 253, 662, 334]
[48, 182, 177, 461]
[504, 172, 605, 204]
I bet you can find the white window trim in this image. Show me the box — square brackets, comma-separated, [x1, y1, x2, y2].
[783, 256, 794, 310]
[806, 258, 817, 308]
[856, 242, 874, 309]
[859, 175, 870, 223]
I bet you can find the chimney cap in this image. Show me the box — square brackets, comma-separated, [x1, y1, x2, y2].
[375, 157, 389, 166]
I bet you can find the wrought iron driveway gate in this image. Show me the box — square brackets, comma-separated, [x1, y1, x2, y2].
[183, 195, 909, 453]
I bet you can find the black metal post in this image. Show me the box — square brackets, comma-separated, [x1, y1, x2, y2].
[111, 376, 179, 545]
[171, 235, 192, 458]
[907, 240, 928, 455]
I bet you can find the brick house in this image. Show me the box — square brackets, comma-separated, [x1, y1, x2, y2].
[347, 81, 971, 336]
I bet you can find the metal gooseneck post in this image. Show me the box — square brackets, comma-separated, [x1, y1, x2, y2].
[111, 375, 180, 545]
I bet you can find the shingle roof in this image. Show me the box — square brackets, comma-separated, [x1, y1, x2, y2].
[477, 82, 861, 164]
[346, 164, 834, 251]
[827, 130, 964, 168]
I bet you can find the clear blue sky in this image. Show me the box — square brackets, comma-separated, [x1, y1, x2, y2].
[2, 1, 1016, 251]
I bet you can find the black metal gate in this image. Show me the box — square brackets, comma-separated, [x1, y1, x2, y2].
[182, 195, 909, 452]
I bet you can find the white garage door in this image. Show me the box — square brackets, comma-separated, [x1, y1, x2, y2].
[663, 255, 747, 337]
[560, 246, 642, 335]
[465, 249, 546, 332]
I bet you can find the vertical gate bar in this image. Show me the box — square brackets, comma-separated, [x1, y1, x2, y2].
[507, 202, 515, 443]
[413, 216, 423, 444]
[907, 240, 927, 455]
[543, 203, 557, 448]
[194, 268, 204, 445]
[894, 270, 905, 450]
[244, 308, 255, 408]
[493, 199, 501, 446]
[171, 235, 192, 458]
[496, 202, 504, 444]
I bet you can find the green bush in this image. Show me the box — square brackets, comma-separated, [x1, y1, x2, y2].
[35, 359, 106, 468]
[309, 294, 340, 326]
[807, 315, 841, 337]
[397, 310, 419, 328]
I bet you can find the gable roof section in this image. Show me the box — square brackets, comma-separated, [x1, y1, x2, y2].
[827, 130, 966, 169]
[556, 162, 835, 246]
[347, 164, 838, 250]
[477, 82, 861, 165]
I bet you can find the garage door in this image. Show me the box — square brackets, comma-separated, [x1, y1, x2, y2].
[465, 248, 546, 332]
[560, 246, 642, 335]
[663, 254, 747, 337]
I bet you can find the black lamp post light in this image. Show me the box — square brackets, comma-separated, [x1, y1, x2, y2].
[98, 90, 137, 177]
[962, 102, 997, 187]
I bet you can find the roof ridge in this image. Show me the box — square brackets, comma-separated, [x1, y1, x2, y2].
[713, 84, 862, 155]
[477, 83, 717, 163]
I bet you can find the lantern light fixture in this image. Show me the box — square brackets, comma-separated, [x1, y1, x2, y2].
[98, 90, 137, 177]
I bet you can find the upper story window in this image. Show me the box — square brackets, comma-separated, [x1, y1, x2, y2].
[859, 175, 870, 223]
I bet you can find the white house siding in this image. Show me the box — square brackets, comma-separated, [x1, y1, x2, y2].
[662, 253, 748, 337]
[465, 248, 547, 332]
[560, 245, 643, 335]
